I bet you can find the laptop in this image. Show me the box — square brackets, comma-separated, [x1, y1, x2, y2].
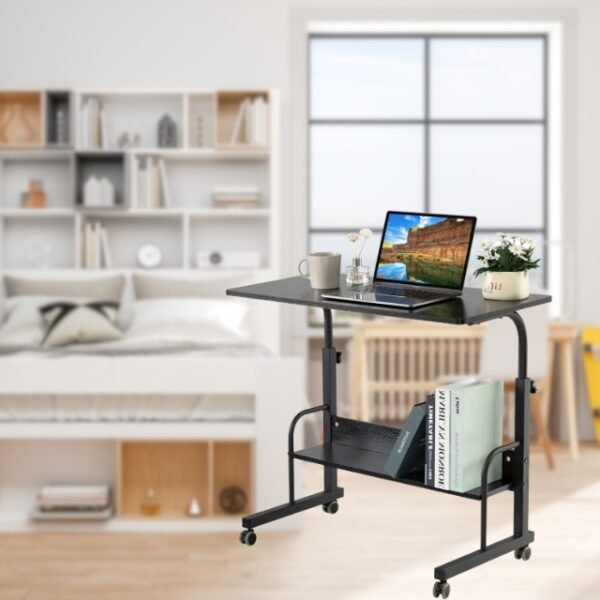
[322, 211, 477, 309]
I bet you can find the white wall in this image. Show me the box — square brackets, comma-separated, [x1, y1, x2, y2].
[0, 0, 597, 436]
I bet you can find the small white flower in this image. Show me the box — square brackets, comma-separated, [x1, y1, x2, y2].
[359, 228, 373, 239]
[480, 240, 490, 250]
[347, 232, 359, 243]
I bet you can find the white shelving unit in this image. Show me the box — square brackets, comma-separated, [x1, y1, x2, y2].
[0, 88, 279, 274]
[0, 89, 288, 532]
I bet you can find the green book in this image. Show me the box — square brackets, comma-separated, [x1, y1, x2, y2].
[450, 380, 504, 493]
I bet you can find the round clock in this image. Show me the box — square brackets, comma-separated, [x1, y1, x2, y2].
[137, 243, 162, 269]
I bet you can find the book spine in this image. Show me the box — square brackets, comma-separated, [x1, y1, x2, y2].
[434, 387, 450, 490]
[450, 387, 464, 492]
[425, 394, 435, 486]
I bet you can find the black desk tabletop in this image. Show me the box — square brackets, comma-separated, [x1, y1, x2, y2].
[227, 276, 551, 325]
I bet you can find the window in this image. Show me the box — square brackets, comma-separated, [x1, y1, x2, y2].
[308, 35, 547, 287]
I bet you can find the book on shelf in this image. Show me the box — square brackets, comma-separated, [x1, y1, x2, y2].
[424, 394, 435, 486]
[384, 402, 427, 479]
[37, 484, 110, 510]
[451, 380, 504, 493]
[33, 485, 112, 522]
[158, 158, 172, 208]
[230, 98, 249, 144]
[211, 185, 261, 209]
[229, 96, 268, 145]
[434, 385, 451, 490]
[82, 96, 103, 149]
[83, 221, 112, 269]
[138, 157, 171, 209]
[427, 379, 504, 493]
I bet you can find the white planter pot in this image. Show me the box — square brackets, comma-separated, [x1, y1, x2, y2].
[482, 271, 530, 301]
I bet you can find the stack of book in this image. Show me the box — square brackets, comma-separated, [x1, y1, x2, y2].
[31, 485, 112, 521]
[82, 221, 112, 269]
[81, 97, 108, 149]
[385, 379, 504, 493]
[229, 96, 268, 145]
[136, 157, 172, 209]
[212, 186, 261, 209]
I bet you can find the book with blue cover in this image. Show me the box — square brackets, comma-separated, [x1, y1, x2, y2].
[384, 402, 427, 479]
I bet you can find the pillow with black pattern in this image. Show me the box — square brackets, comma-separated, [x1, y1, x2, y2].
[39, 302, 123, 348]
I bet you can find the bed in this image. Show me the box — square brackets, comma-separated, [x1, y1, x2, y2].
[0, 271, 305, 531]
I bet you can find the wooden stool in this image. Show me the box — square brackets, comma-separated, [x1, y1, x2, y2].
[547, 321, 581, 460]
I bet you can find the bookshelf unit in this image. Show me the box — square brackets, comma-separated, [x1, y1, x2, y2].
[0, 88, 281, 533]
[0, 88, 279, 273]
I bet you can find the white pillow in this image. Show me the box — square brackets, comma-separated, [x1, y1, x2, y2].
[0, 296, 67, 349]
[127, 298, 251, 347]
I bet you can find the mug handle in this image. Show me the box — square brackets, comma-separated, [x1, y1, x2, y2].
[298, 259, 309, 278]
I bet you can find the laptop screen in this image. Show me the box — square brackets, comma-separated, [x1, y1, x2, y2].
[373, 211, 477, 290]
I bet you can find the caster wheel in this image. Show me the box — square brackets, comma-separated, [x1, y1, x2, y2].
[514, 546, 532, 561]
[322, 500, 339, 514]
[433, 581, 450, 599]
[239, 529, 257, 546]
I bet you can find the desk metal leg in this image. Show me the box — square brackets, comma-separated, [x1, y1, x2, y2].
[433, 312, 534, 591]
[240, 308, 344, 541]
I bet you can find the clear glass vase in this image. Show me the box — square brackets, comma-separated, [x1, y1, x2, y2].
[346, 257, 370, 287]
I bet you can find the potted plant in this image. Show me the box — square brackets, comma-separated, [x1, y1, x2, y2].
[474, 234, 540, 300]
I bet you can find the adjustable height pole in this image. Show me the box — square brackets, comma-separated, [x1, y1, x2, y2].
[506, 312, 530, 539]
[322, 308, 338, 493]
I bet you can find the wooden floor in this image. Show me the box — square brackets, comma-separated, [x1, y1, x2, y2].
[0, 446, 598, 600]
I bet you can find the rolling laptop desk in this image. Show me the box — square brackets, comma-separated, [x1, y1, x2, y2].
[227, 276, 552, 599]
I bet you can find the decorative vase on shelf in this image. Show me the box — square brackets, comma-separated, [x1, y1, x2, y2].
[346, 257, 370, 287]
[1, 103, 35, 145]
[482, 271, 530, 301]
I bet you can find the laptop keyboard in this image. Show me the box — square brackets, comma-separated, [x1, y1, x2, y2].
[372, 285, 446, 300]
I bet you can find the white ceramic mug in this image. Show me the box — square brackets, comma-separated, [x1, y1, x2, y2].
[298, 252, 341, 290]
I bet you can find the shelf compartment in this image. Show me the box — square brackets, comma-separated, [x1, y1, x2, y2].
[212, 441, 253, 517]
[292, 417, 513, 501]
[215, 90, 269, 148]
[2, 215, 75, 269]
[0, 91, 43, 147]
[79, 214, 184, 269]
[160, 157, 269, 209]
[75, 152, 127, 208]
[0, 154, 74, 209]
[187, 93, 215, 149]
[118, 441, 210, 519]
[45, 91, 72, 146]
[189, 216, 269, 270]
[78, 92, 184, 150]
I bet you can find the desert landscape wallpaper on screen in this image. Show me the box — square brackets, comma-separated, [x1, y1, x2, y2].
[376, 214, 475, 288]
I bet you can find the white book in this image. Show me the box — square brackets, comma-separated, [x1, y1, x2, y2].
[245, 98, 256, 144]
[434, 386, 450, 490]
[151, 159, 161, 208]
[88, 97, 99, 149]
[100, 108, 109, 150]
[81, 100, 89, 148]
[136, 158, 147, 209]
[145, 157, 153, 209]
[450, 380, 504, 493]
[252, 97, 268, 145]
[93, 222, 103, 268]
[84, 222, 93, 268]
[158, 159, 172, 208]
[99, 226, 113, 269]
[230, 98, 248, 144]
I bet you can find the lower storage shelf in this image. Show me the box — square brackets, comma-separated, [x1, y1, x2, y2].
[292, 417, 513, 501]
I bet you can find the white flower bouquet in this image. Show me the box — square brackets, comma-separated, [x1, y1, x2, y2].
[474, 234, 540, 277]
